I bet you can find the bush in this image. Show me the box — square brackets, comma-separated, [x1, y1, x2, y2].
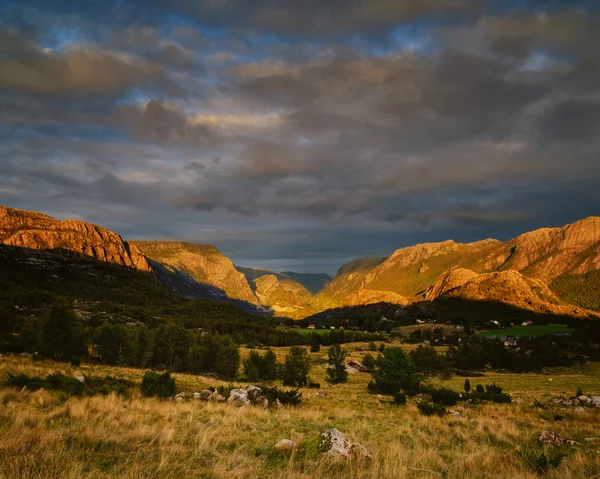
[369, 347, 417, 395]
[5, 372, 132, 397]
[417, 400, 446, 416]
[261, 386, 303, 405]
[393, 392, 407, 405]
[464, 379, 471, 393]
[140, 371, 176, 399]
[280, 347, 311, 387]
[368, 341, 377, 351]
[430, 387, 460, 406]
[243, 348, 278, 382]
[518, 435, 569, 474]
[308, 382, 321, 389]
[467, 383, 512, 403]
[362, 353, 376, 371]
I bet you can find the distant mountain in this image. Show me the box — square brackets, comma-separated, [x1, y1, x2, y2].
[236, 266, 331, 294]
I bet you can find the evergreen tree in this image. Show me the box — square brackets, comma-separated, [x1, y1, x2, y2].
[369, 347, 417, 395]
[326, 343, 348, 384]
[464, 378, 471, 393]
[281, 346, 311, 387]
[40, 299, 86, 362]
[310, 333, 321, 352]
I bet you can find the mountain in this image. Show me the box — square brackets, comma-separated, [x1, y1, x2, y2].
[279, 272, 331, 295]
[236, 266, 331, 294]
[253, 274, 317, 319]
[132, 241, 258, 305]
[2, 205, 599, 320]
[0, 206, 150, 272]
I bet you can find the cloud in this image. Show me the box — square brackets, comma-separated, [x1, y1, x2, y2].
[0, 1, 599, 272]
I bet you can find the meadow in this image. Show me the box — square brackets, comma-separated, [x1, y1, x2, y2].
[0, 342, 599, 479]
[479, 324, 572, 339]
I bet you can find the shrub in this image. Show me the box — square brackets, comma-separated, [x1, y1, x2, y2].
[576, 387, 584, 397]
[140, 371, 176, 399]
[243, 348, 278, 382]
[464, 379, 471, 393]
[216, 384, 236, 398]
[5, 372, 132, 397]
[467, 383, 512, 403]
[362, 353, 376, 371]
[280, 346, 311, 387]
[308, 382, 321, 389]
[417, 400, 446, 416]
[393, 392, 407, 405]
[518, 435, 569, 474]
[368, 341, 377, 351]
[369, 347, 417, 395]
[430, 387, 460, 406]
[261, 386, 303, 405]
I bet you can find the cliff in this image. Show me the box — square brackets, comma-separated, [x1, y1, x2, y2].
[0, 206, 150, 272]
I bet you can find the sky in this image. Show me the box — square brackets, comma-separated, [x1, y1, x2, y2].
[0, 0, 599, 275]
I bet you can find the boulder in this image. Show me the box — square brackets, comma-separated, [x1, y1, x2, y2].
[194, 390, 212, 400]
[447, 410, 462, 417]
[590, 396, 600, 408]
[272, 399, 283, 410]
[255, 395, 269, 408]
[347, 360, 368, 373]
[228, 389, 250, 407]
[208, 391, 225, 403]
[246, 385, 262, 401]
[74, 376, 85, 383]
[317, 428, 371, 461]
[274, 439, 297, 454]
[538, 431, 580, 446]
[577, 395, 591, 406]
[175, 392, 186, 402]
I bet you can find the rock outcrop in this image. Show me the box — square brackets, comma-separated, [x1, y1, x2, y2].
[253, 274, 317, 319]
[0, 206, 150, 272]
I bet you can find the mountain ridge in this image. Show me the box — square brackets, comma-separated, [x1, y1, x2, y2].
[1, 205, 599, 319]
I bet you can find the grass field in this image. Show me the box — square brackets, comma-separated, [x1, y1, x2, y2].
[0, 344, 599, 479]
[479, 324, 572, 338]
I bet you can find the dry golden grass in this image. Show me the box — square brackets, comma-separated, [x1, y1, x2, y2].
[0, 350, 599, 479]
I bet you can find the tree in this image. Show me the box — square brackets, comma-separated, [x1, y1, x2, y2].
[281, 346, 311, 387]
[464, 378, 471, 393]
[369, 347, 417, 395]
[20, 319, 40, 353]
[362, 353, 376, 371]
[40, 299, 86, 362]
[326, 343, 348, 384]
[410, 345, 451, 381]
[153, 320, 190, 369]
[213, 334, 240, 378]
[310, 333, 321, 352]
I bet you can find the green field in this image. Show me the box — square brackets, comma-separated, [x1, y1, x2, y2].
[294, 328, 337, 336]
[479, 324, 571, 338]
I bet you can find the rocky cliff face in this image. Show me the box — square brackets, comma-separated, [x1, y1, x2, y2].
[473, 217, 600, 280]
[0, 206, 150, 272]
[132, 241, 258, 304]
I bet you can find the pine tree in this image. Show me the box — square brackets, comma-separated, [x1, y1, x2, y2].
[326, 343, 348, 384]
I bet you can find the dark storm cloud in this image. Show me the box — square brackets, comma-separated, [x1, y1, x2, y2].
[0, 0, 599, 272]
